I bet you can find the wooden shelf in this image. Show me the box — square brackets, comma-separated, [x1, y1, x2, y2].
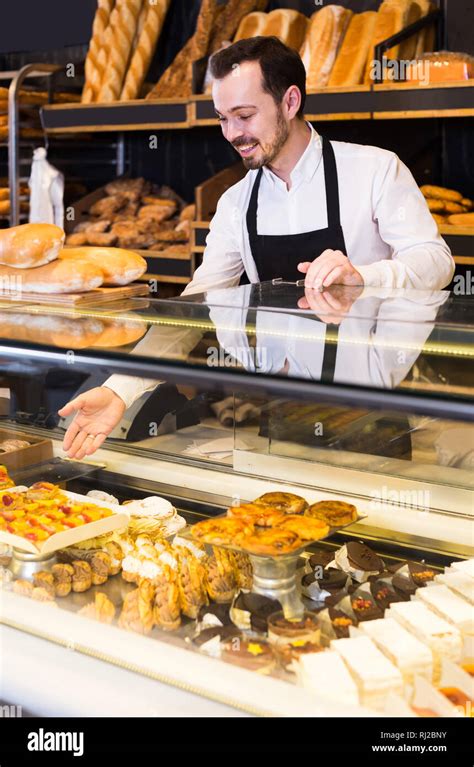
[41, 82, 474, 134]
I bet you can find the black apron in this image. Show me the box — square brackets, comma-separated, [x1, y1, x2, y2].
[246, 136, 346, 383]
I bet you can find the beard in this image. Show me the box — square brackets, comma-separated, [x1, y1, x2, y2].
[233, 107, 290, 170]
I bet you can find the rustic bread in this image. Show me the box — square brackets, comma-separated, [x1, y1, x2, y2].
[0, 223, 64, 268]
[59, 246, 147, 286]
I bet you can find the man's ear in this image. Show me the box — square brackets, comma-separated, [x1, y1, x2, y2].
[283, 85, 302, 120]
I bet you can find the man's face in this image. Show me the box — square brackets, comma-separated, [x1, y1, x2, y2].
[212, 60, 290, 170]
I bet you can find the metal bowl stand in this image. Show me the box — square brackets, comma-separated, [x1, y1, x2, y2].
[248, 552, 304, 620]
[10, 549, 57, 579]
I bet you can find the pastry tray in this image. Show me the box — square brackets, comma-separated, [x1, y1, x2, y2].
[179, 509, 366, 560]
[0, 487, 129, 555]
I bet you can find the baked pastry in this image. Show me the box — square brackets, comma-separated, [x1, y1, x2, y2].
[153, 569, 181, 631]
[241, 528, 302, 556]
[333, 542, 384, 583]
[205, 547, 237, 603]
[90, 551, 111, 585]
[230, 551, 253, 590]
[254, 492, 308, 515]
[104, 541, 124, 575]
[267, 611, 320, 647]
[191, 517, 252, 546]
[138, 203, 176, 222]
[276, 515, 330, 542]
[0, 439, 30, 452]
[51, 563, 74, 597]
[221, 637, 276, 674]
[302, 568, 349, 602]
[420, 185, 464, 203]
[79, 592, 115, 624]
[118, 588, 149, 634]
[33, 571, 55, 598]
[137, 577, 156, 634]
[306, 500, 358, 527]
[230, 591, 281, 633]
[90, 194, 128, 217]
[276, 640, 324, 673]
[72, 560, 92, 593]
[32, 586, 56, 602]
[0, 259, 104, 294]
[177, 551, 208, 619]
[13, 578, 34, 597]
[228, 503, 286, 528]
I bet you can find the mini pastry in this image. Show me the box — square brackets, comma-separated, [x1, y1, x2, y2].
[275, 640, 324, 672]
[267, 610, 320, 646]
[302, 569, 349, 602]
[191, 517, 252, 546]
[13, 578, 34, 597]
[118, 588, 148, 634]
[333, 542, 384, 583]
[32, 586, 56, 602]
[228, 503, 285, 528]
[276, 515, 330, 541]
[254, 492, 308, 515]
[205, 547, 237, 603]
[0, 566, 13, 588]
[104, 541, 124, 575]
[369, 579, 403, 611]
[221, 637, 276, 674]
[230, 591, 282, 633]
[414, 584, 474, 635]
[349, 592, 383, 622]
[137, 577, 155, 634]
[86, 489, 119, 505]
[72, 560, 92, 593]
[51, 563, 74, 597]
[241, 528, 302, 556]
[90, 551, 111, 585]
[177, 552, 208, 619]
[360, 618, 433, 685]
[230, 551, 253, 590]
[318, 607, 357, 641]
[33, 571, 55, 598]
[79, 592, 115, 624]
[153, 569, 181, 632]
[306, 500, 358, 527]
[308, 548, 335, 570]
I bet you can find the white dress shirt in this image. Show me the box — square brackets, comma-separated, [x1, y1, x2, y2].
[104, 124, 454, 408]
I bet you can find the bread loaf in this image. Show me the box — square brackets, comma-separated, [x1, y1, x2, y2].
[301, 5, 353, 90]
[363, 0, 419, 84]
[87, 4, 122, 100]
[0, 312, 106, 348]
[82, 0, 115, 103]
[328, 12, 377, 87]
[263, 9, 308, 52]
[396, 0, 422, 62]
[446, 213, 474, 226]
[91, 318, 146, 347]
[234, 12, 267, 41]
[0, 189, 9, 201]
[0, 259, 104, 294]
[0, 223, 64, 268]
[59, 246, 147, 286]
[414, 0, 436, 57]
[96, 0, 143, 102]
[208, 0, 267, 54]
[420, 185, 464, 203]
[120, 0, 171, 101]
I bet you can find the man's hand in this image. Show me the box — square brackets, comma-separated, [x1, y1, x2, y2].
[297, 284, 364, 324]
[58, 387, 126, 460]
[298, 249, 363, 289]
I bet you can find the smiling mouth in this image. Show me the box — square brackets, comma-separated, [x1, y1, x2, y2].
[236, 142, 258, 156]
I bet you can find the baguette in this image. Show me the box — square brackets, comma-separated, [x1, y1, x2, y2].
[0, 312, 105, 348]
[430, 213, 446, 226]
[302, 5, 353, 91]
[120, 0, 171, 101]
[88, 3, 122, 100]
[234, 12, 268, 41]
[328, 12, 378, 87]
[461, 198, 473, 210]
[59, 246, 147, 286]
[420, 185, 464, 203]
[96, 0, 143, 102]
[0, 259, 104, 294]
[446, 213, 474, 226]
[82, 0, 116, 103]
[0, 223, 64, 268]
[263, 9, 308, 52]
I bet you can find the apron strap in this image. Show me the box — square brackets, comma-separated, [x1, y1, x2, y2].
[322, 137, 342, 231]
[246, 168, 263, 240]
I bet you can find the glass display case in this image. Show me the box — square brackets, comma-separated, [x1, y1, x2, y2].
[0, 281, 473, 717]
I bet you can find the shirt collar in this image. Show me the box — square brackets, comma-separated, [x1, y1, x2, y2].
[262, 122, 323, 188]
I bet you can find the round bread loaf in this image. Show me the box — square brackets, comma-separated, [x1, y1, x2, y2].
[0, 259, 103, 293]
[0, 223, 65, 268]
[59, 246, 147, 286]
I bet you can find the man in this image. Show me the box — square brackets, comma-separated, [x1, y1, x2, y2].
[59, 36, 454, 459]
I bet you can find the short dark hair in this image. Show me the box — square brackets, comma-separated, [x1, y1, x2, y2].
[209, 36, 306, 118]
